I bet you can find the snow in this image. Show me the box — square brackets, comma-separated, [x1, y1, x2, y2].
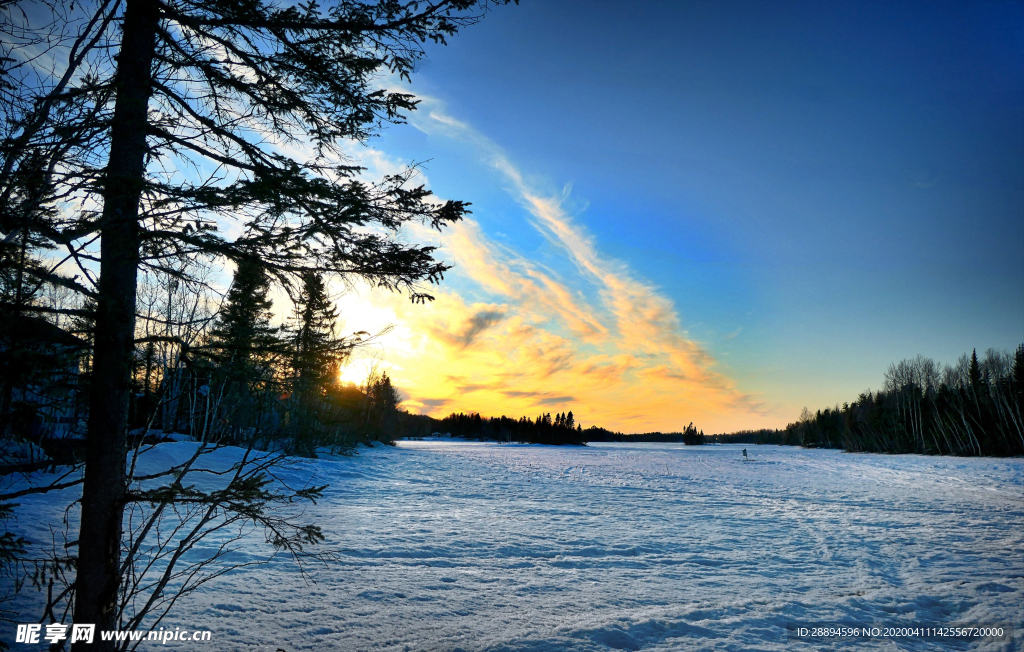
[5, 441, 1023, 651]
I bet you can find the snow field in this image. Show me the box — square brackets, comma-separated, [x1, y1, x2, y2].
[5, 441, 1023, 651]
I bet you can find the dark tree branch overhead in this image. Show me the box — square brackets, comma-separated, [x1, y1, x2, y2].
[4, 0, 506, 301]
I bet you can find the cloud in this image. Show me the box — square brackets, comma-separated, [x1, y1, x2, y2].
[724, 327, 743, 340]
[501, 390, 546, 398]
[533, 395, 577, 406]
[456, 384, 492, 394]
[327, 95, 772, 432]
[413, 397, 452, 411]
[454, 310, 506, 348]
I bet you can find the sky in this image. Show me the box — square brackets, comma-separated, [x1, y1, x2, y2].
[328, 0, 1024, 434]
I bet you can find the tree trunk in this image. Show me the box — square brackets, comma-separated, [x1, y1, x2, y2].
[73, 0, 157, 647]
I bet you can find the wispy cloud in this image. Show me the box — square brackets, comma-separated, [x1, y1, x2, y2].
[429, 307, 506, 349]
[331, 96, 771, 433]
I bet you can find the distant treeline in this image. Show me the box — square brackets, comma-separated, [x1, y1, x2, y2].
[708, 429, 789, 445]
[432, 413, 707, 446]
[436, 411, 586, 445]
[583, 422, 705, 445]
[714, 346, 1024, 457]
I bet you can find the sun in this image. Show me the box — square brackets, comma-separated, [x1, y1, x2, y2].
[338, 358, 376, 387]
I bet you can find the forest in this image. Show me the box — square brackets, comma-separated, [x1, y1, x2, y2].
[436, 411, 586, 445]
[712, 346, 1024, 457]
[432, 413, 707, 446]
[582, 424, 705, 445]
[0, 259, 435, 460]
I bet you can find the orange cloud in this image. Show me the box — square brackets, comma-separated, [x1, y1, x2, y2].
[327, 103, 775, 433]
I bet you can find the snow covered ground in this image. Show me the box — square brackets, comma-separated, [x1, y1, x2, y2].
[6, 440, 1023, 651]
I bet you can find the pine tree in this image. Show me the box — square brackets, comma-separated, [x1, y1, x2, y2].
[209, 260, 279, 382]
[372, 373, 400, 418]
[358, 370, 403, 444]
[291, 271, 341, 393]
[204, 260, 281, 443]
[969, 349, 982, 395]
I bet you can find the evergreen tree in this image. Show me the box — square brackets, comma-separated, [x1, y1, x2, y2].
[209, 260, 279, 381]
[969, 349, 982, 395]
[371, 373, 400, 418]
[357, 370, 402, 444]
[205, 260, 281, 442]
[291, 271, 341, 393]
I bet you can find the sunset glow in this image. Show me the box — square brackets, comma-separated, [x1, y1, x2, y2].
[332, 106, 766, 433]
[328, 1, 1022, 434]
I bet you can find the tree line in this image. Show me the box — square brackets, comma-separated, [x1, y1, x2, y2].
[434, 413, 707, 446]
[139, 259, 426, 452]
[583, 422, 705, 445]
[2, 259, 428, 455]
[712, 346, 1024, 456]
[437, 410, 586, 445]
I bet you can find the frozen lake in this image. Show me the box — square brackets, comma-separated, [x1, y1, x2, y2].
[196, 440, 1023, 651]
[8, 441, 1024, 650]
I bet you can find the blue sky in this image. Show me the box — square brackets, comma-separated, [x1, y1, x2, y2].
[341, 0, 1024, 432]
